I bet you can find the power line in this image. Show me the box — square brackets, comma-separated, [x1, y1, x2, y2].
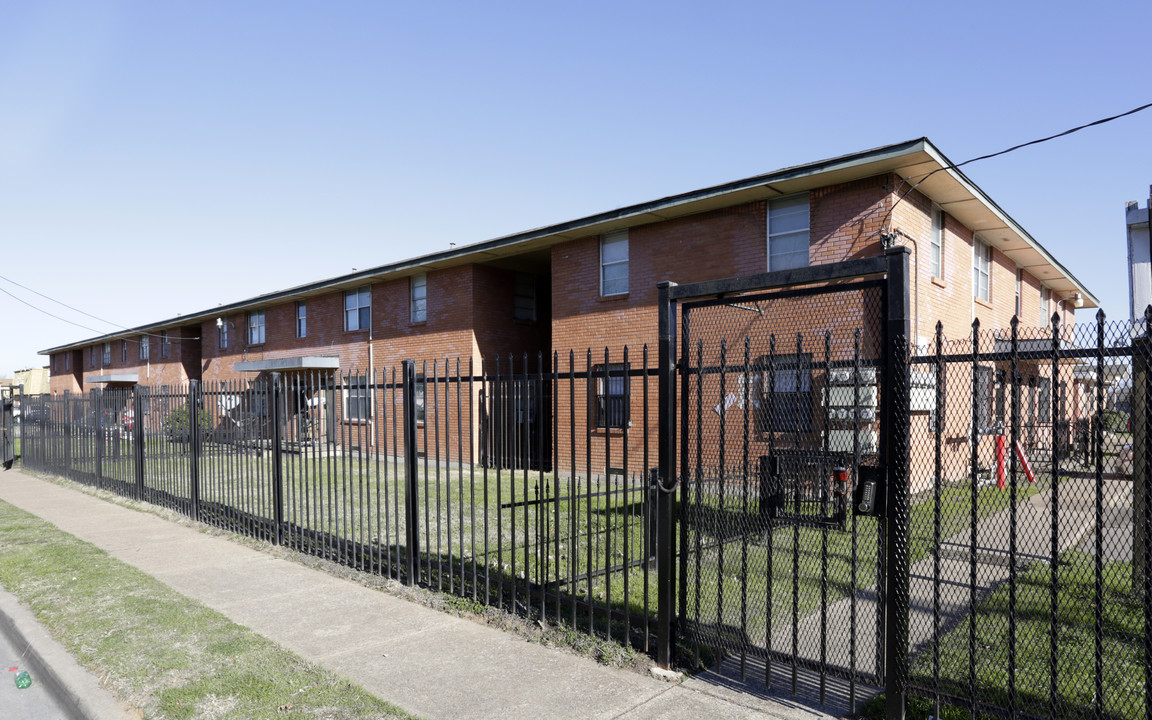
[884, 100, 1152, 230]
[0, 274, 200, 342]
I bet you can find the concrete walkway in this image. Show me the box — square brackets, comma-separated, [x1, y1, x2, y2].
[0, 469, 829, 720]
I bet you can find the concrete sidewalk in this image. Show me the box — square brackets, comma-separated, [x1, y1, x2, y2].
[0, 469, 824, 720]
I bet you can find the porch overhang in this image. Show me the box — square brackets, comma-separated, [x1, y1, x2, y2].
[86, 374, 140, 384]
[233, 356, 340, 373]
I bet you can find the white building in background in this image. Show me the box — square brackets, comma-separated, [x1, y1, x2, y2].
[1129, 192, 1151, 321]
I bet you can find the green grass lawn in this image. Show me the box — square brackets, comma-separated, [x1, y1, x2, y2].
[0, 499, 418, 720]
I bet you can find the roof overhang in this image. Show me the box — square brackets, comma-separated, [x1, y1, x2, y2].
[233, 356, 340, 373]
[39, 138, 1098, 356]
[86, 374, 140, 384]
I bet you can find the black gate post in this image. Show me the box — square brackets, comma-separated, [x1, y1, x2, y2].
[63, 390, 72, 479]
[402, 360, 420, 586]
[882, 246, 911, 720]
[133, 385, 146, 500]
[270, 373, 285, 545]
[656, 281, 678, 669]
[188, 380, 202, 522]
[93, 388, 104, 488]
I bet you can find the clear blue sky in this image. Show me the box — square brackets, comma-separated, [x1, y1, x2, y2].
[2, 0, 1150, 377]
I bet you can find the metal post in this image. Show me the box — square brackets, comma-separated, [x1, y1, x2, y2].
[402, 359, 420, 586]
[882, 246, 910, 720]
[656, 281, 678, 669]
[133, 385, 146, 500]
[63, 390, 72, 479]
[93, 388, 104, 488]
[188, 380, 202, 522]
[270, 373, 285, 545]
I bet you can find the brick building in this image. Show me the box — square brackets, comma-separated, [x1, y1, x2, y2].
[41, 138, 1096, 483]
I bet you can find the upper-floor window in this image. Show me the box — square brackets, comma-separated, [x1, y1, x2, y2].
[973, 238, 992, 302]
[411, 274, 427, 323]
[345, 287, 371, 331]
[514, 272, 536, 322]
[768, 194, 810, 271]
[52, 354, 57, 372]
[121, 340, 127, 363]
[1040, 286, 1051, 318]
[1015, 269, 1023, 317]
[102, 342, 111, 365]
[248, 310, 265, 345]
[600, 230, 628, 296]
[930, 206, 945, 278]
[161, 330, 171, 358]
[89, 346, 96, 367]
[65, 353, 71, 371]
[296, 302, 307, 338]
[140, 336, 150, 361]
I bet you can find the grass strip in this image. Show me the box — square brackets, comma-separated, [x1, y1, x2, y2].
[0, 498, 419, 720]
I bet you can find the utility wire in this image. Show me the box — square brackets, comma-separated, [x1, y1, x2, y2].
[884, 100, 1152, 230]
[0, 273, 200, 341]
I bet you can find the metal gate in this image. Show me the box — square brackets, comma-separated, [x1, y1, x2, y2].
[657, 248, 912, 717]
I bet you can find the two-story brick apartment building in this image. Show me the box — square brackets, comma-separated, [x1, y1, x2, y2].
[42, 138, 1096, 485]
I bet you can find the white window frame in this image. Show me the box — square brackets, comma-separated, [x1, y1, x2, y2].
[248, 310, 265, 345]
[345, 287, 371, 331]
[121, 340, 127, 363]
[140, 336, 150, 361]
[1015, 269, 1023, 317]
[767, 194, 811, 271]
[296, 301, 307, 338]
[600, 230, 629, 296]
[220, 322, 229, 349]
[102, 342, 111, 365]
[410, 274, 427, 323]
[343, 374, 371, 421]
[161, 330, 170, 358]
[1040, 286, 1051, 319]
[930, 206, 944, 278]
[973, 238, 992, 302]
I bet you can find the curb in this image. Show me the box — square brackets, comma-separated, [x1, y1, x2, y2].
[0, 586, 137, 720]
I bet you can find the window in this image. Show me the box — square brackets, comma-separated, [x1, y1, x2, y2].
[973, 238, 992, 302]
[758, 354, 813, 433]
[344, 375, 371, 421]
[415, 377, 426, 423]
[768, 194, 810, 271]
[65, 353, 71, 371]
[121, 340, 127, 363]
[89, 347, 96, 368]
[1015, 269, 1023, 317]
[219, 322, 229, 349]
[52, 355, 57, 372]
[930, 207, 944, 278]
[345, 287, 371, 331]
[1040, 286, 1051, 318]
[140, 336, 150, 361]
[1037, 376, 1052, 424]
[514, 272, 536, 322]
[102, 342, 111, 365]
[600, 230, 628, 296]
[410, 274, 426, 323]
[161, 330, 170, 358]
[592, 363, 629, 429]
[973, 365, 1000, 435]
[248, 311, 265, 345]
[296, 302, 307, 338]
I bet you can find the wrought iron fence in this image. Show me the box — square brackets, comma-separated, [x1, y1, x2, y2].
[19, 350, 659, 653]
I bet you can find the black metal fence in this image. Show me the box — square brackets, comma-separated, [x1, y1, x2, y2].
[19, 351, 660, 653]
[14, 303, 1152, 720]
[904, 311, 1150, 720]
